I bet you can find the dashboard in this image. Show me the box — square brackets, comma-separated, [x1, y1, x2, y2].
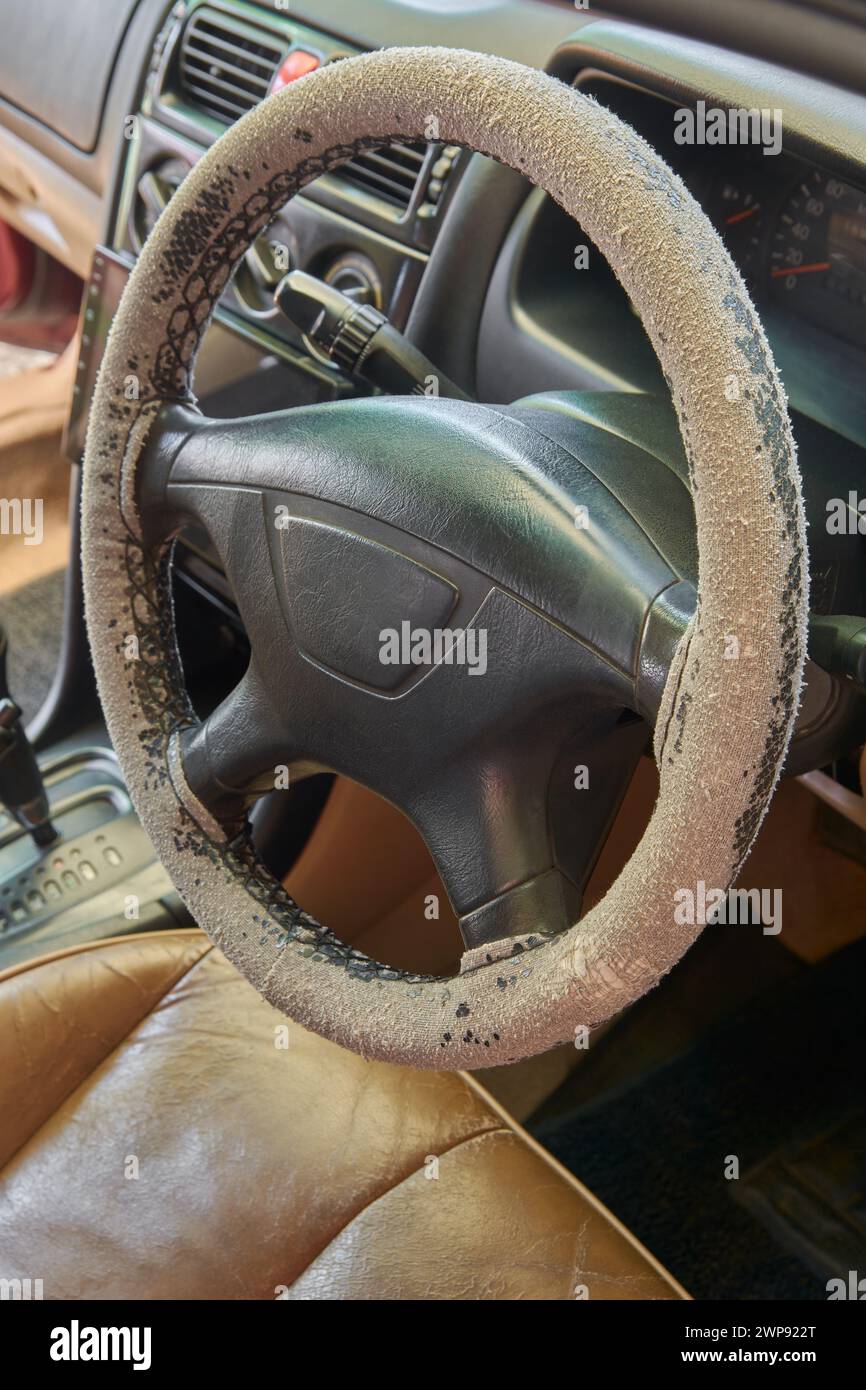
[0, 0, 864, 441]
[72, 3, 865, 459]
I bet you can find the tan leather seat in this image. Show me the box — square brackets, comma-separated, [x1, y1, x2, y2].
[0, 930, 686, 1300]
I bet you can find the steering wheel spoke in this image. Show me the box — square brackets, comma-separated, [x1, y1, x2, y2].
[411, 707, 649, 953]
[176, 664, 296, 830]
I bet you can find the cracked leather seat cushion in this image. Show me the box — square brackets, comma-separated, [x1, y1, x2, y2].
[0, 930, 685, 1300]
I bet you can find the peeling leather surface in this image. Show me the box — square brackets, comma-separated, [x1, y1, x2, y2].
[286, 1130, 680, 1301]
[0, 932, 211, 1170]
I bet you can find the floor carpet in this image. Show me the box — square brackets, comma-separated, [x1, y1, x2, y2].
[532, 935, 866, 1300]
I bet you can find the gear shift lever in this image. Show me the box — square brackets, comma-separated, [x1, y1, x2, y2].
[0, 625, 57, 847]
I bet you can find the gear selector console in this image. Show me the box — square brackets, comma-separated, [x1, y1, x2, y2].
[0, 744, 192, 968]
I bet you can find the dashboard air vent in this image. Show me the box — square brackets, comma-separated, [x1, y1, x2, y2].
[177, 8, 285, 123]
[337, 142, 428, 210]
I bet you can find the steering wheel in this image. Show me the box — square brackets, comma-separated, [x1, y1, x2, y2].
[82, 47, 808, 1069]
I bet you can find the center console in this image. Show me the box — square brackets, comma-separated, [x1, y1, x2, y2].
[0, 742, 192, 969]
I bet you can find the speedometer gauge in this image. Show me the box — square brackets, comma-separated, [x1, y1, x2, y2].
[706, 174, 765, 289]
[769, 169, 866, 346]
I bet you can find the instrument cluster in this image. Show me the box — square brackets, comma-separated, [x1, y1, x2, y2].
[702, 158, 866, 349]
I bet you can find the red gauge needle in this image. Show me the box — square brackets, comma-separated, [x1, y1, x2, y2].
[725, 205, 761, 226]
[771, 261, 831, 278]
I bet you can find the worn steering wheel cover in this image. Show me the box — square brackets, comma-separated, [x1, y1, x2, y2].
[82, 48, 808, 1068]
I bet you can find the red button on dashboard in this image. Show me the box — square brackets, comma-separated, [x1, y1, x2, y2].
[271, 49, 321, 93]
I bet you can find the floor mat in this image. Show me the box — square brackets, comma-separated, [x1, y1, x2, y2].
[531, 937, 866, 1300]
[0, 568, 65, 725]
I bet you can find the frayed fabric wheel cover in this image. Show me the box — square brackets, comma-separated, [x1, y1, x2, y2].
[81, 47, 808, 1069]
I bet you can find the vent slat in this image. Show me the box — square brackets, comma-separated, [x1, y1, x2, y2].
[183, 50, 273, 99]
[174, 10, 435, 213]
[178, 7, 284, 120]
[348, 150, 418, 184]
[341, 165, 415, 203]
[338, 144, 429, 208]
[181, 81, 252, 121]
[183, 29, 282, 71]
[386, 143, 427, 167]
